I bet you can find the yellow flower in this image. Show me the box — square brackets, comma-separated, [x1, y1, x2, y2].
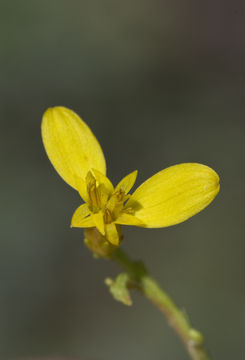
[41, 106, 220, 246]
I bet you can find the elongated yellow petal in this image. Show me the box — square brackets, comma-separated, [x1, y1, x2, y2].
[91, 211, 105, 235]
[74, 176, 89, 202]
[71, 204, 94, 228]
[91, 168, 114, 194]
[126, 163, 220, 228]
[115, 213, 145, 226]
[105, 223, 120, 245]
[97, 184, 111, 208]
[41, 107, 106, 190]
[115, 170, 138, 194]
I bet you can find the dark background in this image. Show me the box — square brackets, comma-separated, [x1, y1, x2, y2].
[1, 1, 245, 359]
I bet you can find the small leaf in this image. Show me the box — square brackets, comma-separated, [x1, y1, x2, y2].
[105, 273, 132, 306]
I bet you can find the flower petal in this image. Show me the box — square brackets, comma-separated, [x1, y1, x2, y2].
[126, 163, 220, 228]
[91, 168, 114, 194]
[71, 204, 93, 228]
[97, 184, 111, 208]
[115, 170, 138, 194]
[91, 211, 105, 235]
[115, 213, 145, 226]
[105, 223, 120, 245]
[74, 176, 89, 203]
[41, 106, 106, 190]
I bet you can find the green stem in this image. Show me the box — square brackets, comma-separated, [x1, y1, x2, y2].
[111, 248, 210, 360]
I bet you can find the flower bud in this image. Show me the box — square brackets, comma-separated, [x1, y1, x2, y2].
[84, 226, 123, 258]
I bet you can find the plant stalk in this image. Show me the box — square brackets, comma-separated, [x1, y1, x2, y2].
[111, 248, 210, 360]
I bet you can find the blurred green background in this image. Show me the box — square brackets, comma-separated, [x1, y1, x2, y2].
[1, 1, 244, 359]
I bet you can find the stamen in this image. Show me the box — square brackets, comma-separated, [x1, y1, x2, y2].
[104, 208, 113, 224]
[88, 183, 100, 208]
[115, 189, 125, 202]
[86, 171, 100, 210]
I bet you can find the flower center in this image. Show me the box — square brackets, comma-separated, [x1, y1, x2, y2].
[85, 171, 130, 223]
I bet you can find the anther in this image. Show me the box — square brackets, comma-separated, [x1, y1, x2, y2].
[89, 184, 100, 209]
[115, 189, 125, 202]
[104, 208, 113, 224]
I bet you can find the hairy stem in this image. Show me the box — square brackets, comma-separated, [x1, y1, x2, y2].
[110, 248, 210, 360]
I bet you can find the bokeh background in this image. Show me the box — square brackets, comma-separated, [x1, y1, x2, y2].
[1, 1, 245, 359]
